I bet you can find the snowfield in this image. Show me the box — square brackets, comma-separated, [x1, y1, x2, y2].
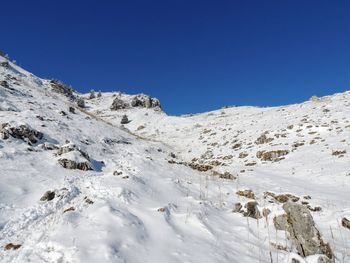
[0, 54, 349, 263]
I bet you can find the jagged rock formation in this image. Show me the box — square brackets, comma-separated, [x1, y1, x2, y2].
[0, 123, 43, 145]
[274, 202, 334, 261]
[56, 143, 93, 171]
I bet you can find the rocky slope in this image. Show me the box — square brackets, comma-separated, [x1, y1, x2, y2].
[0, 54, 349, 263]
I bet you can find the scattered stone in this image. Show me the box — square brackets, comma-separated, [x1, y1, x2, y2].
[332, 150, 346, 156]
[256, 150, 289, 161]
[243, 201, 262, 219]
[0, 123, 43, 145]
[157, 207, 166, 212]
[188, 162, 213, 172]
[40, 191, 55, 201]
[255, 133, 274, 144]
[121, 115, 130, 124]
[69, 106, 75, 114]
[63, 207, 75, 213]
[245, 162, 257, 166]
[58, 158, 93, 171]
[238, 152, 248, 158]
[4, 243, 21, 250]
[131, 94, 161, 108]
[77, 98, 85, 108]
[264, 192, 300, 203]
[84, 197, 94, 204]
[236, 189, 255, 199]
[50, 80, 74, 98]
[341, 217, 350, 230]
[233, 203, 242, 213]
[110, 98, 129, 110]
[113, 171, 123, 176]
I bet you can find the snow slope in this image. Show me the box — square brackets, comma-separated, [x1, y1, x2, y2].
[0, 54, 349, 263]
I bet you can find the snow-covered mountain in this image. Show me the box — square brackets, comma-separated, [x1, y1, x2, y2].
[0, 54, 349, 263]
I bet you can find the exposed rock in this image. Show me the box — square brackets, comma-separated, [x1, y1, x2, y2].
[110, 98, 129, 110]
[121, 114, 130, 124]
[256, 150, 289, 161]
[4, 243, 21, 250]
[236, 189, 255, 199]
[131, 94, 161, 109]
[56, 143, 93, 171]
[0, 80, 10, 88]
[332, 150, 346, 156]
[264, 192, 300, 203]
[233, 203, 242, 213]
[77, 98, 85, 108]
[40, 191, 55, 201]
[188, 162, 213, 172]
[50, 80, 74, 98]
[243, 201, 262, 219]
[58, 158, 92, 171]
[341, 217, 350, 230]
[0, 123, 43, 145]
[69, 106, 75, 114]
[273, 214, 289, 230]
[255, 133, 274, 144]
[277, 202, 334, 260]
[238, 152, 248, 158]
[113, 170, 123, 176]
[63, 207, 75, 213]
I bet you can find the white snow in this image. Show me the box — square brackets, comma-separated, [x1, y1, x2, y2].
[0, 55, 349, 262]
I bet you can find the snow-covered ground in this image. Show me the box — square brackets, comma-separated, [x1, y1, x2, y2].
[0, 54, 349, 262]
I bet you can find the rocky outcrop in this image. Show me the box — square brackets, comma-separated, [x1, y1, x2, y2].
[236, 189, 255, 199]
[56, 143, 93, 171]
[342, 217, 350, 230]
[131, 94, 161, 108]
[0, 123, 43, 145]
[243, 201, 262, 219]
[49, 80, 74, 98]
[255, 133, 274, 144]
[40, 190, 55, 201]
[274, 202, 334, 261]
[256, 150, 289, 161]
[110, 98, 129, 110]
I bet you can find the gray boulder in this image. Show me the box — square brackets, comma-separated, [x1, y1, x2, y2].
[275, 202, 334, 261]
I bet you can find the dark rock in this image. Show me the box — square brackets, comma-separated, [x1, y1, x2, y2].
[121, 115, 130, 124]
[50, 80, 74, 98]
[40, 191, 55, 201]
[58, 158, 93, 171]
[69, 107, 75, 114]
[110, 98, 128, 110]
[236, 189, 255, 199]
[0, 123, 43, 145]
[255, 133, 274, 144]
[131, 94, 161, 108]
[4, 243, 21, 250]
[233, 203, 242, 213]
[342, 217, 350, 230]
[243, 201, 262, 219]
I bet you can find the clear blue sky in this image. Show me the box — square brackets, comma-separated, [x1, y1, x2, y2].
[2, 1, 350, 115]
